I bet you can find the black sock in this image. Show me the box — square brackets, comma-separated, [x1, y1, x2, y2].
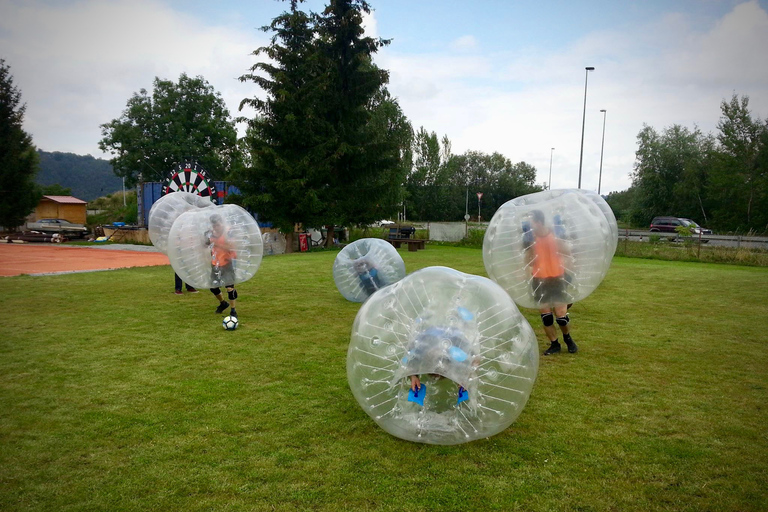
[563, 334, 573, 344]
[550, 338, 560, 345]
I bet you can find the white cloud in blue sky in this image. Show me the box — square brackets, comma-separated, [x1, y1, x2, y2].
[1, 0, 767, 194]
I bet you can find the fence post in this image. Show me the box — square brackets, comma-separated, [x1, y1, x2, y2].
[697, 231, 701, 259]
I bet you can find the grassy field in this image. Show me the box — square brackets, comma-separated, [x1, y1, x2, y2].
[1, 245, 767, 511]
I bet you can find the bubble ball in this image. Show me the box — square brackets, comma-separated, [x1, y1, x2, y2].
[483, 189, 618, 310]
[148, 191, 215, 253]
[579, 189, 619, 255]
[333, 238, 406, 302]
[167, 204, 264, 289]
[347, 266, 539, 445]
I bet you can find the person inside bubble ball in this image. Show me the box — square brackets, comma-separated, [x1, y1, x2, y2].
[406, 314, 480, 400]
[205, 213, 239, 318]
[524, 209, 578, 355]
[353, 256, 381, 296]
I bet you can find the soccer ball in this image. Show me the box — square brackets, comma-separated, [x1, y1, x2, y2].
[222, 315, 238, 331]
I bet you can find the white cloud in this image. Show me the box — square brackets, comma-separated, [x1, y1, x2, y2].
[0, 0, 266, 157]
[2, 0, 767, 195]
[450, 35, 478, 51]
[361, 9, 379, 39]
[379, 1, 768, 193]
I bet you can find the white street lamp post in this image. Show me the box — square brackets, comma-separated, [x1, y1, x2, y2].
[578, 66, 595, 189]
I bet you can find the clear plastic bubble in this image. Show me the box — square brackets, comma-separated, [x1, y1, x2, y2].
[262, 231, 286, 255]
[167, 204, 264, 289]
[347, 266, 539, 445]
[148, 192, 214, 253]
[333, 238, 406, 302]
[482, 189, 617, 310]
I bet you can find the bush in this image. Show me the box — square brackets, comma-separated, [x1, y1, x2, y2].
[455, 228, 486, 249]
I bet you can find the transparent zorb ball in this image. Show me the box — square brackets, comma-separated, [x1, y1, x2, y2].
[333, 238, 406, 302]
[167, 204, 264, 289]
[148, 191, 214, 253]
[347, 266, 538, 445]
[483, 189, 617, 310]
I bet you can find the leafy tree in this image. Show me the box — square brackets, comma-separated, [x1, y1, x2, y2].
[313, 0, 400, 244]
[99, 73, 241, 186]
[236, 1, 324, 250]
[40, 184, 72, 196]
[405, 128, 452, 220]
[0, 59, 39, 230]
[709, 94, 767, 230]
[630, 124, 713, 226]
[238, 0, 408, 247]
[605, 187, 637, 224]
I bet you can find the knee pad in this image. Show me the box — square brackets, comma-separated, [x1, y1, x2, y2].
[556, 314, 570, 326]
[227, 288, 238, 301]
[540, 313, 554, 327]
[210, 288, 221, 296]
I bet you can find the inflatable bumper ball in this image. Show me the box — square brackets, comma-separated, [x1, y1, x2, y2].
[167, 204, 264, 289]
[333, 238, 406, 302]
[483, 189, 617, 310]
[148, 191, 214, 253]
[347, 266, 538, 445]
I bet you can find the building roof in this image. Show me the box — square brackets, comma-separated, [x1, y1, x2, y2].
[41, 195, 87, 204]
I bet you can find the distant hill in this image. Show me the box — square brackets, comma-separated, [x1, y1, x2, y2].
[36, 150, 123, 201]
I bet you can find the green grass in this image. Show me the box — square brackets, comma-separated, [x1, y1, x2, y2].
[1, 246, 767, 511]
[615, 239, 768, 266]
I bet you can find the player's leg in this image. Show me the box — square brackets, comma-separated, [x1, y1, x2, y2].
[211, 287, 229, 314]
[540, 307, 561, 355]
[554, 303, 577, 353]
[226, 285, 238, 317]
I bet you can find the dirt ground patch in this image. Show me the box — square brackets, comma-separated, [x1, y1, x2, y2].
[0, 244, 170, 277]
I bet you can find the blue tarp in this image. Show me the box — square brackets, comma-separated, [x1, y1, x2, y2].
[140, 182, 271, 227]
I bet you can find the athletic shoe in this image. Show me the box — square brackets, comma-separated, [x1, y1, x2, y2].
[187, 287, 198, 293]
[543, 340, 561, 355]
[565, 339, 578, 353]
[215, 301, 229, 314]
[174, 290, 183, 295]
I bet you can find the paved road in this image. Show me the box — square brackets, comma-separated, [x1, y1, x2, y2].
[619, 230, 768, 249]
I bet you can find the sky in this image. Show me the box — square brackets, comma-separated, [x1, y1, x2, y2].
[1, 0, 767, 194]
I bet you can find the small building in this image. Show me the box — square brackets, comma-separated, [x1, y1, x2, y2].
[33, 195, 88, 224]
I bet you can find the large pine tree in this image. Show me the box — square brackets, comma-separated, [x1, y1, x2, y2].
[313, 0, 403, 243]
[238, 0, 410, 247]
[237, 1, 327, 250]
[0, 59, 40, 230]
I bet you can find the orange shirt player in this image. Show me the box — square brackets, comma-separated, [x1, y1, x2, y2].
[525, 210, 577, 355]
[206, 213, 239, 319]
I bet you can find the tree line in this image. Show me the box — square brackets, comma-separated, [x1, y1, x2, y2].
[1, 1, 538, 234]
[607, 94, 768, 233]
[96, 0, 540, 246]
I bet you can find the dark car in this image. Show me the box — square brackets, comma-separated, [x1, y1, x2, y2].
[649, 216, 712, 238]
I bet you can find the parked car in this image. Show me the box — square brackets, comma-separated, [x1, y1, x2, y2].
[26, 218, 88, 238]
[649, 216, 711, 240]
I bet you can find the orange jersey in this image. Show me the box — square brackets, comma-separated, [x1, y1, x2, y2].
[210, 234, 235, 266]
[531, 232, 563, 278]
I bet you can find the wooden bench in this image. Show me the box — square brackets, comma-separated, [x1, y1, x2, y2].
[387, 238, 426, 251]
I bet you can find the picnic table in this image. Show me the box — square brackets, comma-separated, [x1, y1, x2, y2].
[386, 226, 426, 252]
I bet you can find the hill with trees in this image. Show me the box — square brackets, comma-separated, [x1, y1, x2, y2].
[36, 150, 122, 201]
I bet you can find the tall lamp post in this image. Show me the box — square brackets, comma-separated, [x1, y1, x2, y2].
[598, 109, 607, 195]
[548, 147, 555, 189]
[578, 66, 595, 189]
